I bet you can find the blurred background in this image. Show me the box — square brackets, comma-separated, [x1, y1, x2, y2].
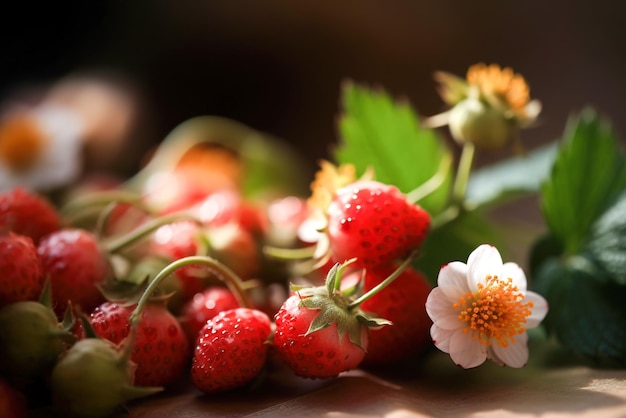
[2, 0, 625, 180]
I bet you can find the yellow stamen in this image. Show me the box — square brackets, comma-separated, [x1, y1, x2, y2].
[307, 160, 356, 216]
[466, 63, 530, 116]
[0, 113, 47, 172]
[453, 275, 532, 347]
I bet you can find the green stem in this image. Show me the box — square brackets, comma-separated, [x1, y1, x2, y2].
[125, 255, 255, 358]
[132, 255, 253, 319]
[406, 153, 453, 204]
[61, 190, 147, 218]
[263, 244, 317, 261]
[103, 213, 203, 254]
[451, 142, 475, 205]
[430, 205, 461, 230]
[347, 250, 418, 309]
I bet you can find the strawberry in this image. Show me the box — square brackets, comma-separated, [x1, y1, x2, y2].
[37, 228, 112, 317]
[325, 180, 430, 269]
[179, 286, 241, 343]
[191, 307, 271, 393]
[0, 232, 44, 307]
[358, 264, 433, 367]
[0, 298, 73, 389]
[50, 336, 161, 418]
[150, 221, 213, 312]
[272, 260, 392, 379]
[0, 187, 62, 244]
[89, 300, 190, 387]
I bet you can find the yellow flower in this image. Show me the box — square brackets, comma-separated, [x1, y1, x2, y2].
[427, 63, 541, 151]
[307, 160, 358, 224]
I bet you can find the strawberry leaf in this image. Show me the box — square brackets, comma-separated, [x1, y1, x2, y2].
[532, 255, 626, 367]
[541, 108, 626, 255]
[584, 189, 626, 285]
[335, 81, 453, 215]
[466, 142, 558, 210]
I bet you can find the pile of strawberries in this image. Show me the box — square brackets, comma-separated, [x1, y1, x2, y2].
[0, 154, 434, 417]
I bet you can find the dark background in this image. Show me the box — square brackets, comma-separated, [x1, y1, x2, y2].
[2, 1, 625, 177]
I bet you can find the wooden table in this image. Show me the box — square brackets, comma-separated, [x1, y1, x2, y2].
[117, 337, 626, 417]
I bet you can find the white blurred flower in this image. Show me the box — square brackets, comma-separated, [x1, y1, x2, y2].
[425, 244, 548, 368]
[0, 104, 84, 191]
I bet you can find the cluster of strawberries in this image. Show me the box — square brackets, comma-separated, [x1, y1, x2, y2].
[0, 157, 434, 416]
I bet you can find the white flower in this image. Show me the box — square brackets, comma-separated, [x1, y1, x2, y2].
[0, 104, 84, 191]
[425, 244, 548, 368]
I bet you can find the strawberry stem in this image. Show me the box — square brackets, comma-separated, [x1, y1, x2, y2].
[451, 142, 475, 206]
[103, 213, 203, 254]
[406, 153, 453, 204]
[347, 250, 418, 309]
[262, 244, 317, 261]
[61, 190, 147, 218]
[128, 255, 254, 333]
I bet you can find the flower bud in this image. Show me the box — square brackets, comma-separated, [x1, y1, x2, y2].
[447, 96, 518, 149]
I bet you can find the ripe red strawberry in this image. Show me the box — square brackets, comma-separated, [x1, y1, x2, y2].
[150, 221, 212, 311]
[273, 293, 368, 379]
[37, 228, 112, 317]
[89, 300, 190, 387]
[179, 286, 241, 343]
[0, 232, 44, 307]
[191, 307, 271, 393]
[0, 187, 62, 244]
[272, 259, 394, 379]
[358, 264, 433, 367]
[325, 180, 430, 268]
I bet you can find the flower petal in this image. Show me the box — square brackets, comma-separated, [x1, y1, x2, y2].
[502, 262, 527, 293]
[449, 329, 487, 368]
[430, 324, 455, 353]
[436, 261, 470, 301]
[426, 288, 463, 330]
[524, 291, 549, 328]
[490, 332, 529, 368]
[467, 244, 503, 290]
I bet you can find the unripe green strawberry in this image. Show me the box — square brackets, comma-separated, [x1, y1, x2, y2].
[50, 338, 162, 418]
[0, 300, 72, 388]
[447, 96, 516, 149]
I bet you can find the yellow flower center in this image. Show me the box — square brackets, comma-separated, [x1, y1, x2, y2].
[466, 63, 530, 117]
[453, 275, 533, 347]
[0, 113, 47, 172]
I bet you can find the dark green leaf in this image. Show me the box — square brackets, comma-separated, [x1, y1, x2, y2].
[415, 209, 504, 284]
[585, 189, 626, 285]
[335, 81, 453, 215]
[541, 108, 626, 254]
[532, 255, 626, 367]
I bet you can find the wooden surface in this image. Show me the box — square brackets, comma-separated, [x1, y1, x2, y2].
[115, 338, 626, 418]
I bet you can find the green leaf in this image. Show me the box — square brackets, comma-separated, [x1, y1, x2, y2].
[415, 209, 504, 284]
[584, 189, 626, 285]
[532, 255, 626, 367]
[541, 108, 626, 254]
[335, 81, 453, 215]
[466, 142, 559, 210]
